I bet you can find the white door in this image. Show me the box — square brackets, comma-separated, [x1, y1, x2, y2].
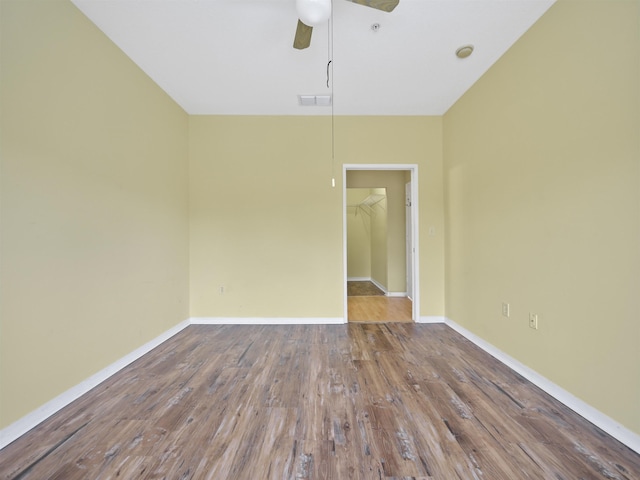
[405, 182, 413, 300]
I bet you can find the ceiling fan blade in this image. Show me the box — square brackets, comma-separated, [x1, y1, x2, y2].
[345, 0, 399, 13]
[293, 20, 313, 49]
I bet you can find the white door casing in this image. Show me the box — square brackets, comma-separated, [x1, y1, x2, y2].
[343, 164, 419, 322]
[406, 181, 413, 300]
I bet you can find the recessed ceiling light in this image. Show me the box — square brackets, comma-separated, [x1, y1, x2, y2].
[456, 45, 474, 59]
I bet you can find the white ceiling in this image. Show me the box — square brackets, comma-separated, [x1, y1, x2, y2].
[71, 0, 555, 116]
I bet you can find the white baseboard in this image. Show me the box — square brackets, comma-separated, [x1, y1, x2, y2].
[370, 278, 388, 294]
[417, 316, 447, 324]
[444, 317, 640, 454]
[190, 317, 345, 325]
[0, 319, 191, 450]
[346, 277, 394, 296]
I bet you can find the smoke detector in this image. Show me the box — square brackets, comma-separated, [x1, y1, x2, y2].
[456, 45, 474, 59]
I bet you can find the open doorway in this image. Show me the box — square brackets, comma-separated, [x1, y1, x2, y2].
[346, 188, 388, 293]
[343, 165, 419, 322]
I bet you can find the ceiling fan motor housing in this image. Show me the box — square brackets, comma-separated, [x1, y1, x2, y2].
[296, 0, 332, 27]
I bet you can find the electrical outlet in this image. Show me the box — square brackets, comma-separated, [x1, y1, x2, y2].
[529, 313, 538, 330]
[502, 303, 510, 318]
[219, 286, 225, 295]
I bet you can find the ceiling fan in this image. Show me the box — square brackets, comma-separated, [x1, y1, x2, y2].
[294, 0, 399, 49]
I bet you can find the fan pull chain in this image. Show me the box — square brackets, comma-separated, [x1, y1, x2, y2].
[328, 7, 336, 188]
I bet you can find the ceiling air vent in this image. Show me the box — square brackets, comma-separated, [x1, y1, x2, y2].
[298, 95, 332, 106]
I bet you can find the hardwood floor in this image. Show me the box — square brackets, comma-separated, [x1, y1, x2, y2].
[347, 281, 385, 297]
[1, 323, 638, 479]
[348, 296, 413, 323]
[346, 280, 412, 323]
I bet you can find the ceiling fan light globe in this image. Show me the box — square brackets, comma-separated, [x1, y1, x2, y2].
[296, 0, 331, 27]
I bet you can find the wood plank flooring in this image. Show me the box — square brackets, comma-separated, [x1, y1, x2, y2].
[1, 323, 639, 479]
[348, 296, 413, 323]
[346, 280, 412, 323]
[347, 281, 385, 297]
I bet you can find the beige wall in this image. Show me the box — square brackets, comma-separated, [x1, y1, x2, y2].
[371, 190, 394, 291]
[346, 189, 374, 279]
[443, 0, 640, 434]
[370, 191, 388, 290]
[189, 116, 445, 318]
[347, 172, 406, 293]
[189, 116, 344, 318]
[0, 0, 189, 427]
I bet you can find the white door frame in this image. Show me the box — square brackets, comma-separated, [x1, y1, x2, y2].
[343, 164, 420, 322]
[405, 181, 413, 301]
